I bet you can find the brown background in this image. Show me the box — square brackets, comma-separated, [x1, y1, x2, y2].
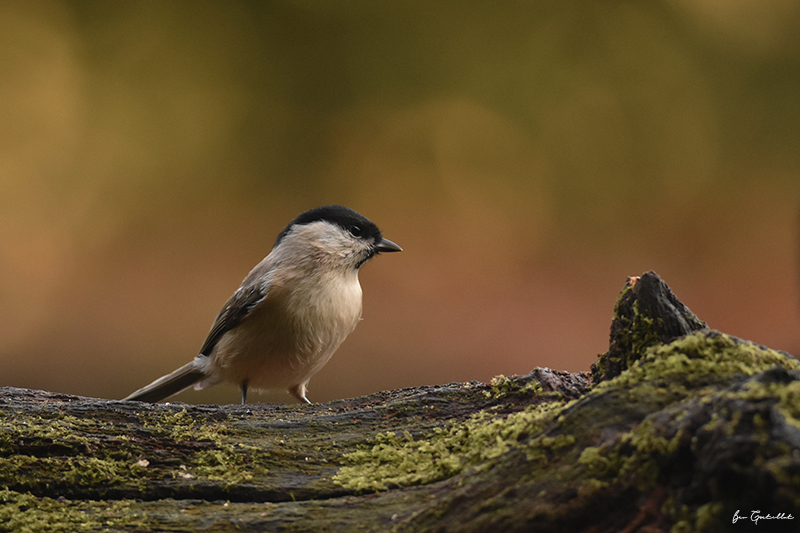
[2, 1, 799, 404]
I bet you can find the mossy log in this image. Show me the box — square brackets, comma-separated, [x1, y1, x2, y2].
[2, 271, 800, 532]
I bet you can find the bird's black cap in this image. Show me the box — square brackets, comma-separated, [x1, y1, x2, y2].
[274, 205, 384, 248]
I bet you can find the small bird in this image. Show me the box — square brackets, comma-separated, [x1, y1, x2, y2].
[123, 205, 401, 405]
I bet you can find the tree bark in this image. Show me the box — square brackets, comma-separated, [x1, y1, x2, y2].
[2, 271, 799, 532]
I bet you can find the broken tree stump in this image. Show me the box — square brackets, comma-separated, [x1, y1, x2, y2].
[2, 271, 799, 532]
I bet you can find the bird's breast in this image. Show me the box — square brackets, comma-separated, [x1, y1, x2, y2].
[210, 270, 363, 388]
[285, 271, 363, 351]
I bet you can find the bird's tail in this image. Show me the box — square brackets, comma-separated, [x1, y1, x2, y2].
[123, 358, 208, 403]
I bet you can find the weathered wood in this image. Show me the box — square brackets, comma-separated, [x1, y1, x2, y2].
[2, 271, 799, 532]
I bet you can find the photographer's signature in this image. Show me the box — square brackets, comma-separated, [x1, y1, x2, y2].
[733, 510, 794, 525]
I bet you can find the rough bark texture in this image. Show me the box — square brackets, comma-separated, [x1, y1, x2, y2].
[2, 271, 799, 532]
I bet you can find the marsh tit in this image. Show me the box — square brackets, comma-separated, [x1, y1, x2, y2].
[123, 205, 401, 405]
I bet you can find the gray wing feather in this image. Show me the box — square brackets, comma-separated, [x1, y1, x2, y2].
[198, 284, 268, 356]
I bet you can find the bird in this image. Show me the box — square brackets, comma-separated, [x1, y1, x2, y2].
[123, 205, 401, 405]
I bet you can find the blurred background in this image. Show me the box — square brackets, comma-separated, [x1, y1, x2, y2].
[1, 1, 799, 404]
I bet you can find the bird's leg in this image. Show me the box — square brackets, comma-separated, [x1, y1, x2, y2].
[241, 380, 249, 405]
[289, 382, 312, 404]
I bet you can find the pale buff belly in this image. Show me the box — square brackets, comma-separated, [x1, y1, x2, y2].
[204, 275, 363, 391]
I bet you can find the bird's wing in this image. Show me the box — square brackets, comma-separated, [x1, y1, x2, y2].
[198, 284, 268, 356]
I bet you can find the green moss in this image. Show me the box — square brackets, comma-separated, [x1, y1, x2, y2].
[596, 331, 799, 392]
[583, 332, 798, 470]
[577, 445, 621, 478]
[188, 442, 271, 484]
[334, 328, 800, 527]
[734, 377, 800, 429]
[0, 489, 152, 532]
[0, 413, 102, 451]
[1, 452, 151, 492]
[132, 408, 272, 484]
[593, 285, 665, 380]
[665, 498, 726, 533]
[333, 399, 566, 492]
[575, 332, 800, 530]
[482, 374, 544, 399]
[621, 299, 662, 362]
[0, 411, 149, 492]
[524, 434, 576, 463]
[137, 408, 226, 442]
[695, 502, 724, 531]
[0, 406, 271, 494]
[577, 417, 681, 492]
[145, 410, 271, 484]
[576, 477, 609, 497]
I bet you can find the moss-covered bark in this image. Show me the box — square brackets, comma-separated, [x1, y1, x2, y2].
[2, 272, 798, 532]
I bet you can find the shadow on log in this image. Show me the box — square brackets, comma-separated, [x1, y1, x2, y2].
[2, 271, 799, 532]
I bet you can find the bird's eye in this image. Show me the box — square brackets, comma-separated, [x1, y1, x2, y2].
[349, 225, 362, 237]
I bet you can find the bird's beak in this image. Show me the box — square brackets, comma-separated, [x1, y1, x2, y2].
[375, 237, 402, 253]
